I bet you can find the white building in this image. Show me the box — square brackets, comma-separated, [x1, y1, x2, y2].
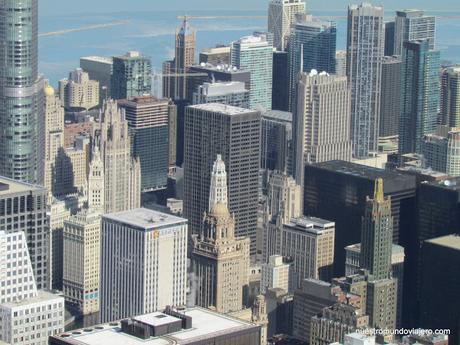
[59, 68, 99, 111]
[260, 255, 291, 294]
[344, 332, 376, 345]
[99, 208, 188, 323]
[0, 231, 64, 345]
[268, 0, 306, 51]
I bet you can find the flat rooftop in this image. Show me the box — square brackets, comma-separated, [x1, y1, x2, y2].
[426, 177, 460, 191]
[80, 56, 113, 64]
[1, 290, 63, 309]
[0, 176, 45, 196]
[51, 307, 258, 345]
[286, 216, 335, 233]
[262, 110, 292, 123]
[102, 208, 187, 231]
[188, 102, 256, 116]
[426, 234, 460, 251]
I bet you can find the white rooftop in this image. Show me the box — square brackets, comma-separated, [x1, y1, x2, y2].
[286, 216, 335, 233]
[189, 102, 255, 116]
[103, 208, 187, 230]
[0, 176, 45, 195]
[133, 312, 180, 327]
[80, 56, 113, 64]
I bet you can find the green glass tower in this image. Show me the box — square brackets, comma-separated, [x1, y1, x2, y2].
[0, 0, 44, 183]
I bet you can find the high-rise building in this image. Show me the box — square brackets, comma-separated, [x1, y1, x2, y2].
[441, 66, 460, 128]
[288, 15, 337, 111]
[379, 56, 402, 138]
[261, 110, 293, 174]
[199, 45, 231, 65]
[80, 56, 114, 105]
[0, 177, 49, 289]
[59, 68, 99, 112]
[347, 3, 384, 158]
[335, 50, 347, 76]
[267, 0, 306, 51]
[118, 96, 173, 192]
[399, 40, 440, 154]
[231, 35, 273, 110]
[261, 255, 291, 294]
[191, 155, 250, 314]
[394, 10, 436, 56]
[0, 0, 45, 184]
[100, 208, 188, 323]
[384, 21, 396, 56]
[294, 71, 352, 184]
[420, 235, 460, 345]
[192, 81, 250, 108]
[272, 51, 290, 111]
[422, 129, 460, 176]
[0, 231, 64, 344]
[183, 103, 261, 255]
[280, 217, 335, 287]
[97, 100, 141, 213]
[111, 51, 152, 100]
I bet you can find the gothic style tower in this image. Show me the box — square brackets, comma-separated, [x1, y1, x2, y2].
[87, 142, 104, 212]
[191, 155, 250, 314]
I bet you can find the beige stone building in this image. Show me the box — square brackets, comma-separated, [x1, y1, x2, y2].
[59, 68, 99, 111]
[191, 155, 250, 314]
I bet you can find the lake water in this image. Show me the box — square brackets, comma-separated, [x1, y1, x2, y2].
[38, 9, 460, 86]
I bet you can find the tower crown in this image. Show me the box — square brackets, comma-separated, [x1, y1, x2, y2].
[209, 154, 228, 212]
[374, 178, 384, 202]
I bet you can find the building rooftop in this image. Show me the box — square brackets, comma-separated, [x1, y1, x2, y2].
[425, 177, 460, 191]
[188, 102, 257, 116]
[287, 216, 335, 231]
[80, 56, 113, 64]
[425, 234, 460, 251]
[0, 176, 45, 196]
[1, 290, 63, 309]
[50, 307, 258, 345]
[262, 110, 292, 123]
[199, 81, 247, 96]
[102, 208, 187, 231]
[191, 63, 246, 74]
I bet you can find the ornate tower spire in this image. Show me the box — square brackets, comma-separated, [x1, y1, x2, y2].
[374, 177, 384, 203]
[209, 154, 228, 212]
[87, 139, 104, 212]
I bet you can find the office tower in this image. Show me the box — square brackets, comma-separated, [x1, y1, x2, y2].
[192, 81, 250, 108]
[303, 161, 417, 276]
[59, 68, 99, 112]
[199, 45, 231, 65]
[44, 83, 65, 197]
[0, 0, 44, 184]
[231, 35, 273, 110]
[384, 21, 396, 56]
[261, 255, 291, 294]
[281, 217, 335, 287]
[347, 3, 384, 158]
[100, 208, 187, 323]
[118, 96, 173, 191]
[97, 100, 141, 213]
[0, 231, 65, 344]
[292, 279, 346, 343]
[267, 0, 306, 51]
[112, 51, 152, 100]
[288, 15, 337, 111]
[441, 66, 460, 128]
[420, 235, 460, 345]
[50, 307, 262, 345]
[379, 56, 402, 138]
[272, 51, 289, 111]
[261, 110, 293, 174]
[191, 155, 250, 313]
[310, 301, 369, 345]
[184, 103, 260, 254]
[394, 10, 436, 56]
[0, 177, 49, 289]
[80, 56, 114, 105]
[295, 71, 352, 184]
[400, 40, 440, 154]
[422, 129, 460, 176]
[335, 50, 347, 76]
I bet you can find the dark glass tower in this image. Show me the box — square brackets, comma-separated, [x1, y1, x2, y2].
[0, 0, 44, 183]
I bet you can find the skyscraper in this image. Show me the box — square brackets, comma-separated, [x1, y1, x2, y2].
[384, 21, 396, 56]
[272, 51, 290, 111]
[394, 10, 436, 56]
[191, 155, 250, 314]
[231, 35, 273, 110]
[422, 129, 460, 177]
[118, 96, 173, 192]
[97, 100, 141, 213]
[399, 40, 440, 154]
[288, 15, 337, 111]
[99, 208, 188, 323]
[184, 103, 261, 255]
[192, 81, 250, 108]
[347, 3, 384, 158]
[0, 0, 45, 184]
[59, 68, 100, 112]
[379, 56, 402, 138]
[441, 66, 460, 128]
[111, 51, 152, 100]
[80, 56, 114, 105]
[295, 71, 352, 184]
[267, 0, 306, 51]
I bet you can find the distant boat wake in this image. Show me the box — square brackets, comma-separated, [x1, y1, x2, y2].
[39, 20, 129, 37]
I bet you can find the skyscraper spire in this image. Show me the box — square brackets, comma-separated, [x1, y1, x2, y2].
[208, 154, 228, 212]
[374, 177, 384, 203]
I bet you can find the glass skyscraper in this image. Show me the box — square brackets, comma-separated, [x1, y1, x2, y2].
[0, 0, 44, 183]
[399, 40, 440, 154]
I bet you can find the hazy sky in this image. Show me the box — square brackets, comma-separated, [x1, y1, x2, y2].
[39, 0, 460, 16]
